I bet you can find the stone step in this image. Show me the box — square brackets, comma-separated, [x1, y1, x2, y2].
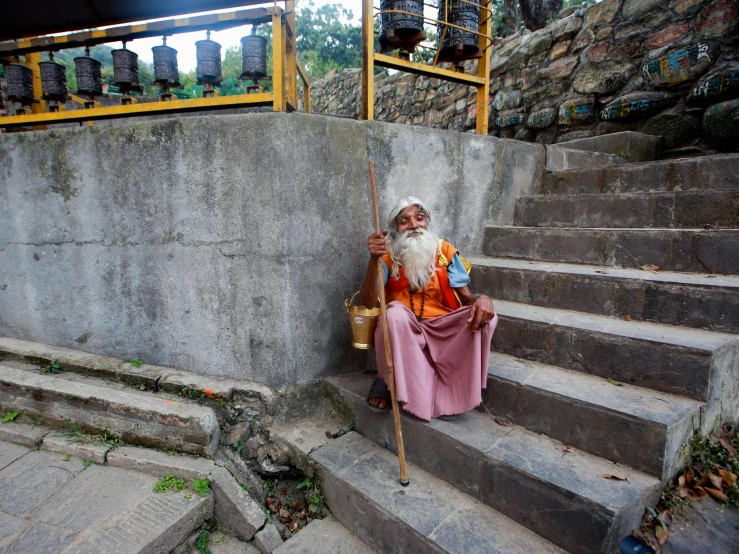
[551, 131, 662, 162]
[273, 514, 377, 554]
[309, 431, 566, 554]
[483, 225, 739, 274]
[483, 352, 703, 479]
[323, 373, 661, 554]
[542, 154, 739, 195]
[545, 146, 627, 171]
[469, 257, 739, 333]
[0, 441, 212, 554]
[0, 363, 220, 456]
[514, 191, 739, 229]
[490, 300, 737, 405]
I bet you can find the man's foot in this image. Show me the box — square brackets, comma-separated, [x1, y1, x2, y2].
[366, 378, 390, 412]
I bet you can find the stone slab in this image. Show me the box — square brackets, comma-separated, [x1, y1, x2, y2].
[273, 514, 376, 554]
[2, 523, 76, 554]
[0, 421, 48, 448]
[324, 373, 661, 554]
[662, 496, 739, 554]
[0, 364, 220, 456]
[0, 441, 30, 471]
[107, 445, 216, 480]
[491, 299, 736, 401]
[310, 432, 566, 554]
[545, 146, 626, 171]
[548, 131, 662, 161]
[212, 537, 262, 554]
[40, 433, 111, 464]
[211, 466, 266, 542]
[0, 510, 30, 550]
[254, 522, 284, 554]
[470, 256, 739, 333]
[268, 416, 345, 478]
[514, 190, 739, 229]
[542, 154, 739, 195]
[0, 450, 86, 516]
[483, 226, 739, 275]
[484, 352, 702, 479]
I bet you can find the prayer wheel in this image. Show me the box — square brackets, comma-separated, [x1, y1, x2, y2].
[152, 42, 181, 88]
[39, 59, 68, 102]
[436, 0, 482, 63]
[240, 30, 268, 81]
[6, 63, 35, 104]
[196, 37, 223, 86]
[75, 54, 103, 96]
[112, 47, 142, 93]
[379, 0, 426, 53]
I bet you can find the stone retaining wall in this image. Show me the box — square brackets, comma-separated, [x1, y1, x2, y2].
[306, 0, 739, 153]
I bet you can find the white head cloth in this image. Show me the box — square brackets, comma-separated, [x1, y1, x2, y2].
[386, 196, 431, 230]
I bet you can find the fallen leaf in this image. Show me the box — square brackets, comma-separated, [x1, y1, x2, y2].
[696, 474, 711, 488]
[679, 271, 700, 275]
[281, 487, 288, 496]
[641, 264, 660, 273]
[708, 473, 724, 490]
[692, 486, 708, 499]
[595, 270, 608, 274]
[623, 315, 631, 321]
[602, 473, 628, 481]
[705, 487, 729, 502]
[607, 378, 623, 387]
[561, 446, 576, 453]
[660, 510, 673, 526]
[719, 438, 737, 457]
[718, 468, 737, 487]
[678, 486, 691, 498]
[655, 524, 669, 546]
[494, 417, 511, 427]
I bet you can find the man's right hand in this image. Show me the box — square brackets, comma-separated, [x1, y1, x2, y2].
[368, 230, 389, 258]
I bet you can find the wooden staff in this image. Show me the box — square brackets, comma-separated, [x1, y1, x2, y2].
[368, 161, 409, 487]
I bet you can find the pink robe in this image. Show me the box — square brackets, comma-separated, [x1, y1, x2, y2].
[375, 301, 497, 421]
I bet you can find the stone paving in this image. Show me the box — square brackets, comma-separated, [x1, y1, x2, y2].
[0, 440, 210, 554]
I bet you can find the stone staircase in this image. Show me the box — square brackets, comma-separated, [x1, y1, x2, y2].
[306, 146, 739, 554]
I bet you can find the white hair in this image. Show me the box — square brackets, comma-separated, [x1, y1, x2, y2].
[386, 196, 432, 232]
[386, 197, 438, 290]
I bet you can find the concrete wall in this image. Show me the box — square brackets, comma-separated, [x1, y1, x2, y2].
[0, 112, 543, 388]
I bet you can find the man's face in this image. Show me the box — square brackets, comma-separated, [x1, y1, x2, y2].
[395, 205, 429, 237]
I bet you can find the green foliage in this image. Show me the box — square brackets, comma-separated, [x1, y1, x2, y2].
[297, 477, 325, 516]
[65, 424, 118, 446]
[153, 473, 187, 494]
[128, 357, 142, 368]
[191, 478, 211, 498]
[181, 387, 206, 400]
[42, 359, 62, 374]
[263, 480, 276, 496]
[296, 477, 313, 490]
[196, 530, 212, 554]
[84, 460, 94, 467]
[1, 412, 19, 423]
[232, 440, 245, 454]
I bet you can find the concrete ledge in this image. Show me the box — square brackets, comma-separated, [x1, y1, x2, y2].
[545, 146, 627, 171]
[211, 466, 267, 542]
[0, 364, 220, 456]
[555, 131, 662, 162]
[0, 421, 48, 448]
[107, 446, 216, 480]
[40, 433, 111, 464]
[0, 337, 275, 404]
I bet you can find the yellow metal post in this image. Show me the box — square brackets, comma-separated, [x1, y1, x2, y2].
[285, 0, 298, 109]
[297, 61, 311, 113]
[475, 0, 492, 135]
[26, 52, 47, 129]
[272, 10, 286, 112]
[361, 0, 374, 120]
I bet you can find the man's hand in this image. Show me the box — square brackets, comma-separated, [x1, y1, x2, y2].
[466, 294, 495, 332]
[368, 230, 389, 258]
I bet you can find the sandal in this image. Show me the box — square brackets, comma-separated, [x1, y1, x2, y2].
[438, 414, 461, 421]
[366, 378, 391, 413]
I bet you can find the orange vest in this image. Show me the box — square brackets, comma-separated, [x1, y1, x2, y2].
[382, 240, 462, 319]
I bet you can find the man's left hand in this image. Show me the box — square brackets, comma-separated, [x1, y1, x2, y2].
[467, 295, 495, 332]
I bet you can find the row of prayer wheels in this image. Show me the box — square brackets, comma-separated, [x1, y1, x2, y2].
[3, 28, 269, 107]
[379, 0, 482, 62]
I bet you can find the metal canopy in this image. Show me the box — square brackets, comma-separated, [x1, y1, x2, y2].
[1, 1, 265, 42]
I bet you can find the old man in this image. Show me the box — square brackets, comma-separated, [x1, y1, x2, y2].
[360, 196, 497, 421]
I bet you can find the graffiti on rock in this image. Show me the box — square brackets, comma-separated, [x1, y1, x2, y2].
[559, 99, 595, 125]
[642, 43, 716, 86]
[689, 69, 739, 105]
[600, 92, 679, 121]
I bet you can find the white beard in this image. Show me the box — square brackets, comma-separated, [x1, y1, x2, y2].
[388, 228, 439, 290]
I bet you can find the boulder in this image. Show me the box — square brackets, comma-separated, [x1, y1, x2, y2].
[641, 112, 700, 148]
[641, 42, 719, 87]
[573, 66, 636, 95]
[526, 107, 558, 129]
[688, 64, 739, 106]
[600, 91, 680, 121]
[559, 97, 596, 125]
[702, 99, 739, 151]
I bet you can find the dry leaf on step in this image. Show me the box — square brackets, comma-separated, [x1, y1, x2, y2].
[602, 473, 628, 481]
[640, 264, 660, 273]
[655, 524, 669, 546]
[494, 417, 511, 427]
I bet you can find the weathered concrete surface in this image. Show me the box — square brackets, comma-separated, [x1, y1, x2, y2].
[550, 131, 662, 161]
[310, 432, 566, 554]
[211, 466, 267, 542]
[0, 440, 212, 554]
[273, 514, 376, 554]
[107, 445, 216, 480]
[545, 145, 627, 171]
[484, 226, 739, 274]
[490, 300, 737, 402]
[542, 153, 739, 195]
[514, 191, 739, 229]
[0, 421, 48, 448]
[323, 373, 661, 554]
[253, 523, 284, 554]
[483, 352, 702, 479]
[40, 432, 111, 464]
[470, 257, 739, 332]
[662, 497, 739, 554]
[0, 364, 220, 456]
[0, 113, 542, 388]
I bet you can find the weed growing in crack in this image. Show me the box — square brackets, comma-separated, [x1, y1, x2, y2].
[40, 359, 61, 374]
[153, 474, 187, 494]
[297, 477, 325, 517]
[84, 460, 94, 468]
[195, 530, 212, 554]
[232, 440, 245, 454]
[64, 424, 119, 447]
[181, 387, 206, 401]
[1, 411, 19, 423]
[128, 357, 143, 368]
[191, 478, 211, 498]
